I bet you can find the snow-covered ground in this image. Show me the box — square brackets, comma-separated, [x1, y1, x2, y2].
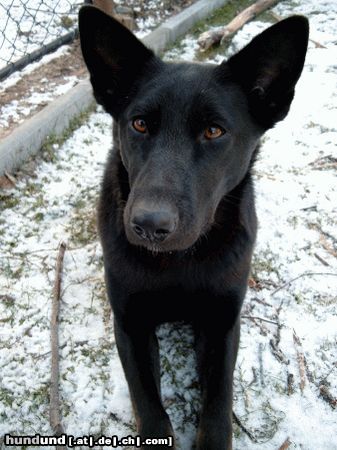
[0, 0, 336, 449]
[0, 45, 79, 132]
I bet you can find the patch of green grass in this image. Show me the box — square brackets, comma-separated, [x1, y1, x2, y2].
[0, 386, 15, 408]
[190, 0, 254, 35]
[318, 338, 335, 353]
[60, 15, 75, 29]
[287, 215, 299, 228]
[93, 120, 109, 133]
[66, 206, 97, 246]
[41, 106, 95, 164]
[83, 137, 94, 145]
[0, 258, 24, 280]
[30, 383, 50, 409]
[314, 294, 336, 307]
[293, 292, 303, 304]
[0, 193, 20, 211]
[251, 250, 280, 280]
[71, 198, 86, 209]
[78, 340, 113, 366]
[165, 0, 256, 61]
[33, 211, 44, 222]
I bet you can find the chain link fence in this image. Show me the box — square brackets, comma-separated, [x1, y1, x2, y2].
[0, 0, 92, 81]
[0, 0, 193, 82]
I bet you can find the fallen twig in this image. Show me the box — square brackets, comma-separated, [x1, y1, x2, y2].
[304, 355, 315, 384]
[319, 384, 337, 409]
[251, 296, 273, 307]
[249, 367, 258, 387]
[4, 171, 16, 185]
[320, 235, 337, 258]
[293, 330, 306, 392]
[197, 0, 281, 51]
[278, 437, 291, 450]
[50, 241, 67, 448]
[269, 301, 288, 364]
[320, 364, 337, 385]
[287, 373, 294, 396]
[241, 315, 278, 326]
[271, 272, 337, 297]
[252, 317, 268, 336]
[270, 338, 289, 365]
[292, 332, 336, 407]
[273, 301, 283, 345]
[258, 342, 265, 387]
[314, 252, 330, 267]
[233, 411, 258, 443]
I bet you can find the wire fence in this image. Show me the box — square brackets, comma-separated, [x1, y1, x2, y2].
[0, 0, 90, 81]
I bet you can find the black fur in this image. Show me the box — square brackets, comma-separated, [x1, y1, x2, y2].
[79, 7, 308, 449]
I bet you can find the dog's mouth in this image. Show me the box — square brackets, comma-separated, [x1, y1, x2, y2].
[140, 241, 173, 256]
[129, 235, 200, 258]
[125, 223, 198, 254]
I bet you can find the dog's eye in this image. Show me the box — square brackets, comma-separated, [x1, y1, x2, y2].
[204, 125, 225, 140]
[132, 118, 147, 133]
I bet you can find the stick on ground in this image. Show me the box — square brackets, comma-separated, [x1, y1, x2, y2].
[278, 437, 291, 450]
[293, 330, 306, 392]
[271, 272, 337, 297]
[233, 411, 258, 443]
[319, 384, 337, 409]
[50, 241, 67, 448]
[197, 0, 281, 51]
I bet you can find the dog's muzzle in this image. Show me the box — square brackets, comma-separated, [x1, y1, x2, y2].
[130, 206, 178, 244]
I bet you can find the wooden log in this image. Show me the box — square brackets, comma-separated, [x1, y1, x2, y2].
[197, 0, 281, 51]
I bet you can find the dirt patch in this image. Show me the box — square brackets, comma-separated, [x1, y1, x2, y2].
[0, 41, 87, 140]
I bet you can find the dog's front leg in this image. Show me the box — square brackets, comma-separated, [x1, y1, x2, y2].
[194, 311, 240, 450]
[114, 318, 175, 449]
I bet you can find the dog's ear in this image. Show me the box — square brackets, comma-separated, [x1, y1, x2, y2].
[221, 16, 309, 128]
[79, 6, 158, 117]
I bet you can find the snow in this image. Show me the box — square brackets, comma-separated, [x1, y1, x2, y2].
[0, 0, 336, 449]
[0, 44, 72, 92]
[0, 45, 78, 132]
[0, 75, 79, 129]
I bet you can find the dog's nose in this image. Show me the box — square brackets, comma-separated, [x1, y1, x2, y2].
[131, 208, 177, 242]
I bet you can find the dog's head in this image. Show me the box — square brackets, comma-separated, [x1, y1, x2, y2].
[79, 7, 308, 253]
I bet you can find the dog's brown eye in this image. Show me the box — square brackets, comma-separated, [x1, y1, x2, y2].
[133, 118, 147, 133]
[204, 126, 225, 140]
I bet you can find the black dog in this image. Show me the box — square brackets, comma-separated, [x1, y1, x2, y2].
[79, 7, 308, 449]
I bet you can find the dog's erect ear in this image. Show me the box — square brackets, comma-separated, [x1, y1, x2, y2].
[221, 16, 309, 129]
[79, 6, 157, 117]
